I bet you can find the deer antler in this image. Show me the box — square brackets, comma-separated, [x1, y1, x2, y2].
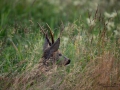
[38, 23, 52, 46]
[46, 23, 54, 44]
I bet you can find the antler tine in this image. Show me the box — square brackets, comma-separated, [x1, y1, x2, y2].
[37, 22, 46, 35]
[59, 21, 65, 38]
[38, 23, 52, 46]
[46, 23, 54, 44]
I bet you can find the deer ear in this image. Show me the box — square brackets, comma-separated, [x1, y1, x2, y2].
[43, 38, 60, 59]
[43, 35, 52, 51]
[43, 38, 49, 51]
[49, 38, 60, 52]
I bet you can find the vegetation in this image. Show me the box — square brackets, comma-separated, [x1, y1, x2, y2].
[0, 0, 120, 90]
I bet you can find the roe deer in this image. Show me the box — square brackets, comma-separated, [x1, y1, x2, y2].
[40, 24, 71, 66]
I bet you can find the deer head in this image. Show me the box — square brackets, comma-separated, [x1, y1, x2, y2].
[40, 24, 70, 66]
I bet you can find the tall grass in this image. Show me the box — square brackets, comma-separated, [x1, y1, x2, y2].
[0, 0, 120, 90]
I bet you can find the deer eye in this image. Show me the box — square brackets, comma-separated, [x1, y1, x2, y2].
[59, 53, 62, 56]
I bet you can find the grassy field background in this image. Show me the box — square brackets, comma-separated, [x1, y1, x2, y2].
[0, 0, 120, 90]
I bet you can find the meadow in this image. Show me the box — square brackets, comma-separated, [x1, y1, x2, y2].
[0, 0, 120, 90]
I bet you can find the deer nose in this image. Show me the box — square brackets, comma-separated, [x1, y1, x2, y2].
[65, 59, 71, 65]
